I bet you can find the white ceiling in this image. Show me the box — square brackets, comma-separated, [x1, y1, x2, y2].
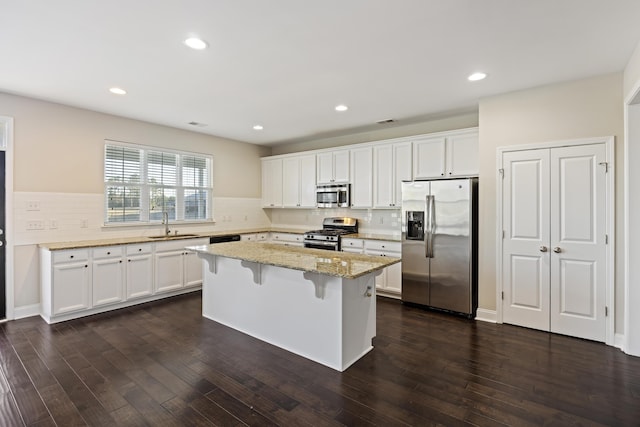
[2, 0, 640, 146]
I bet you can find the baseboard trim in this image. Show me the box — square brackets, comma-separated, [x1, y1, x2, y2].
[475, 308, 497, 323]
[614, 333, 625, 351]
[13, 304, 41, 320]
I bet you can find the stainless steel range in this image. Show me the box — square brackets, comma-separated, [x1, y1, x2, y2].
[303, 217, 358, 251]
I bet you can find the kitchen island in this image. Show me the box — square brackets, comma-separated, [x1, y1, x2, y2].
[187, 242, 400, 371]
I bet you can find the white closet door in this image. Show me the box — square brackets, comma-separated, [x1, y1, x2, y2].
[549, 144, 607, 341]
[502, 149, 551, 331]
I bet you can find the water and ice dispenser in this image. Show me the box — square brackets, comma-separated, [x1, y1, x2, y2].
[406, 211, 425, 240]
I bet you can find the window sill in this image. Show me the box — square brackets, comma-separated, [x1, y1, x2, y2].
[102, 219, 216, 229]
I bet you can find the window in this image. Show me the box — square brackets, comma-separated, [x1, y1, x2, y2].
[104, 141, 213, 224]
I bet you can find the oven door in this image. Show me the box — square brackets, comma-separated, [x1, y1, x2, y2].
[304, 240, 338, 251]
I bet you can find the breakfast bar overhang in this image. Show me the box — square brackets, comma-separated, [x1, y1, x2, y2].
[187, 242, 400, 372]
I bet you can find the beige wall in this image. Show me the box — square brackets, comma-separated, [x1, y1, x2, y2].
[0, 92, 270, 197]
[478, 72, 625, 332]
[271, 112, 478, 155]
[624, 40, 640, 99]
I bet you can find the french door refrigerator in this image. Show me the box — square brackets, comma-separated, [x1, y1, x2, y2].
[401, 178, 478, 317]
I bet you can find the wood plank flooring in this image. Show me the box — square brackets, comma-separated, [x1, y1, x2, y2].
[1, 292, 639, 426]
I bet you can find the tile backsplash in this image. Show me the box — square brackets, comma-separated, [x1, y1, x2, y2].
[13, 192, 400, 246]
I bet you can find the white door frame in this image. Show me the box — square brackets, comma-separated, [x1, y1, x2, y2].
[0, 116, 14, 321]
[624, 80, 640, 356]
[496, 136, 615, 346]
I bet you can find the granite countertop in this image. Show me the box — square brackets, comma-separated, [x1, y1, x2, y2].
[38, 227, 400, 251]
[343, 233, 401, 242]
[37, 227, 307, 251]
[187, 242, 400, 279]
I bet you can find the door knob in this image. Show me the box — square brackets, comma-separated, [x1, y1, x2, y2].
[553, 247, 562, 253]
[539, 246, 548, 252]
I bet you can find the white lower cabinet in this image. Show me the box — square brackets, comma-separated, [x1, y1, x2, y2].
[154, 238, 208, 293]
[341, 238, 402, 298]
[126, 244, 153, 299]
[49, 249, 91, 316]
[40, 237, 207, 323]
[269, 232, 304, 247]
[92, 246, 125, 307]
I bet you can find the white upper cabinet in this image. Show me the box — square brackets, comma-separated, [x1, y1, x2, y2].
[350, 147, 373, 208]
[446, 131, 479, 177]
[374, 142, 412, 208]
[413, 136, 447, 179]
[317, 150, 350, 184]
[261, 158, 283, 207]
[283, 155, 316, 208]
[413, 130, 478, 179]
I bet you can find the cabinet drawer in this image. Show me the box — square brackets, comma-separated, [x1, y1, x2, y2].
[92, 246, 123, 259]
[365, 240, 401, 253]
[126, 243, 153, 255]
[342, 238, 364, 249]
[270, 233, 304, 243]
[52, 249, 89, 263]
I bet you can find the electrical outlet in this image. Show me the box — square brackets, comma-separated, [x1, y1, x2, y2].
[27, 220, 44, 230]
[80, 219, 88, 228]
[50, 219, 58, 229]
[26, 201, 40, 211]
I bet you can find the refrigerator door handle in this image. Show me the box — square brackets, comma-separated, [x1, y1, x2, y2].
[425, 195, 433, 258]
[429, 195, 436, 258]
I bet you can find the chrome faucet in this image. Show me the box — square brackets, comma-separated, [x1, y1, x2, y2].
[162, 211, 171, 235]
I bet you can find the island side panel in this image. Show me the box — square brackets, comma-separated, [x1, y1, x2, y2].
[201, 256, 345, 371]
[341, 274, 377, 370]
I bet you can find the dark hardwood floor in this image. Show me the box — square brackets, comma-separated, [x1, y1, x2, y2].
[1, 292, 639, 426]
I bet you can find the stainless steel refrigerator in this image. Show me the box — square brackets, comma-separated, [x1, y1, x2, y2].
[401, 178, 478, 317]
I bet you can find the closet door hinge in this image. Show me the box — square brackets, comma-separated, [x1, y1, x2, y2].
[501, 291, 504, 300]
[599, 162, 609, 173]
[605, 306, 609, 317]
[502, 230, 505, 239]
[605, 234, 608, 244]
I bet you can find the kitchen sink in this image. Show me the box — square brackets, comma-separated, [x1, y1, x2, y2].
[147, 233, 201, 239]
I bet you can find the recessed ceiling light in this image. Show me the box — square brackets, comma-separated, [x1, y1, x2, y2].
[109, 87, 127, 95]
[253, 125, 264, 130]
[335, 104, 348, 112]
[468, 72, 487, 81]
[184, 37, 208, 50]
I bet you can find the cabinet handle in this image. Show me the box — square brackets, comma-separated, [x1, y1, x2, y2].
[540, 246, 548, 252]
[119, 260, 122, 263]
[138, 248, 142, 252]
[70, 255, 74, 259]
[553, 247, 562, 253]
[84, 265, 88, 268]
[440, 173, 444, 176]
[128, 259, 131, 262]
[449, 172, 452, 175]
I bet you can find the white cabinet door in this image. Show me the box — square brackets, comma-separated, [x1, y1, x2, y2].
[333, 150, 350, 183]
[316, 152, 334, 184]
[350, 147, 373, 208]
[413, 137, 446, 179]
[374, 142, 412, 208]
[393, 142, 413, 206]
[282, 155, 316, 208]
[317, 151, 349, 184]
[549, 144, 606, 341]
[502, 144, 607, 342]
[446, 132, 478, 176]
[52, 262, 91, 315]
[298, 155, 317, 207]
[92, 257, 125, 307]
[282, 157, 301, 207]
[262, 158, 283, 207]
[126, 254, 153, 299]
[184, 250, 203, 288]
[155, 250, 184, 293]
[373, 144, 394, 208]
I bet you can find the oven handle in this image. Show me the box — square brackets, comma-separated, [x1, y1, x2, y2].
[304, 240, 338, 247]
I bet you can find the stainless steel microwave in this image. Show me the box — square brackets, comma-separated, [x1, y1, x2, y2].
[316, 184, 350, 208]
